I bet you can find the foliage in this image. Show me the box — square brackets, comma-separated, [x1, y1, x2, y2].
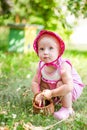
[13, 0, 31, 20]
[12, 0, 70, 30]
[0, 0, 87, 28]
[67, 0, 87, 18]
[0, 0, 86, 41]
[0, 0, 14, 25]
[28, 0, 68, 30]
[29, 0, 58, 29]
[0, 0, 13, 15]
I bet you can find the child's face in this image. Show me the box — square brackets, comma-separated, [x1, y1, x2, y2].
[38, 35, 60, 63]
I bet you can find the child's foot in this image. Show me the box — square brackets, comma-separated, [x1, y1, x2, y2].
[54, 107, 74, 120]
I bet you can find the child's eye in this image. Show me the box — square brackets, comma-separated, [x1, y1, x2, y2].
[39, 47, 44, 50]
[49, 47, 53, 50]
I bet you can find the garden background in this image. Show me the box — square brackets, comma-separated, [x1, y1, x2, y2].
[0, 0, 87, 130]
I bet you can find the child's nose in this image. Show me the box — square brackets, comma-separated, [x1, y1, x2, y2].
[44, 49, 49, 54]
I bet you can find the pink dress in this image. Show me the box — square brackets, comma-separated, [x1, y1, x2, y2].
[38, 57, 84, 101]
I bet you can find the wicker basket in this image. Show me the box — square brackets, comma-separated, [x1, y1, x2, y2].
[33, 96, 54, 115]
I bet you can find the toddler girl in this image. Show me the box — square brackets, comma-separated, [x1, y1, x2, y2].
[32, 30, 84, 120]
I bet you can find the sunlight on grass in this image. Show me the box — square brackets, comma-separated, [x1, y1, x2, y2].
[0, 50, 87, 129]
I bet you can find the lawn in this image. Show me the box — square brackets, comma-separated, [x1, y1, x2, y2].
[0, 26, 87, 130]
[0, 49, 87, 130]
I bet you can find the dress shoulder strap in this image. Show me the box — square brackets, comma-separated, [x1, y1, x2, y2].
[60, 58, 72, 67]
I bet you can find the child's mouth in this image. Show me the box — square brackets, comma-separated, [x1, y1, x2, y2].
[44, 57, 49, 59]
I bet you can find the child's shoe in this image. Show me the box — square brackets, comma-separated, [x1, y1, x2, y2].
[54, 107, 74, 120]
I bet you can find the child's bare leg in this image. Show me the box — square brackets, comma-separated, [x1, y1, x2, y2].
[62, 92, 72, 108]
[54, 83, 74, 120]
[56, 81, 72, 108]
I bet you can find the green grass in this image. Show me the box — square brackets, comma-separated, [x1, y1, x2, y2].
[0, 50, 87, 130]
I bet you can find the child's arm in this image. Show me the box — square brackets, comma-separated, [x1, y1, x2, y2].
[43, 62, 73, 99]
[32, 69, 43, 106]
[32, 69, 40, 95]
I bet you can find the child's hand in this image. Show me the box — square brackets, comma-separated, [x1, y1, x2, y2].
[42, 89, 52, 100]
[35, 93, 43, 107]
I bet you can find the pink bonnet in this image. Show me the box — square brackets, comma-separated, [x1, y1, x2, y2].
[33, 30, 65, 57]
